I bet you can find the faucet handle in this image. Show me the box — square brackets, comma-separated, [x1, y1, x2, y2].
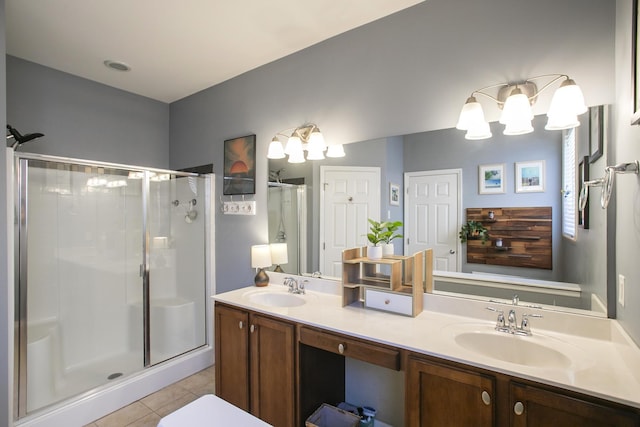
[521, 313, 543, 331]
[486, 307, 505, 329]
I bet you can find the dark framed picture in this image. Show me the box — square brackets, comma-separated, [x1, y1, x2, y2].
[223, 134, 256, 195]
[633, 0, 640, 125]
[578, 155, 589, 229]
[589, 105, 603, 164]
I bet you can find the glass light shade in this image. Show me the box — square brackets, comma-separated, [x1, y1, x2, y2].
[545, 112, 580, 130]
[499, 90, 533, 125]
[284, 135, 302, 155]
[456, 97, 486, 130]
[267, 138, 286, 159]
[465, 121, 492, 140]
[270, 243, 288, 265]
[307, 128, 326, 152]
[547, 79, 587, 117]
[251, 244, 272, 268]
[503, 118, 534, 135]
[326, 144, 345, 158]
[306, 146, 325, 160]
[287, 147, 306, 163]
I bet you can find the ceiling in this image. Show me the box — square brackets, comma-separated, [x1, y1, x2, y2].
[6, 0, 424, 103]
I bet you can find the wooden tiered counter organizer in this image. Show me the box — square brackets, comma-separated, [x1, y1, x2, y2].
[341, 247, 433, 317]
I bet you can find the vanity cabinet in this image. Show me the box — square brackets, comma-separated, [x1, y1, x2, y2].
[214, 303, 296, 427]
[405, 355, 495, 426]
[509, 382, 639, 427]
[406, 353, 640, 427]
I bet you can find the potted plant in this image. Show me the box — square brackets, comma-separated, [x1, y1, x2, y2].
[459, 220, 489, 244]
[381, 220, 403, 256]
[366, 218, 386, 259]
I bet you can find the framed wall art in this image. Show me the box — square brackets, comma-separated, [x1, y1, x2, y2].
[478, 163, 505, 194]
[515, 160, 545, 193]
[223, 134, 256, 195]
[578, 155, 590, 229]
[589, 105, 604, 163]
[389, 182, 400, 206]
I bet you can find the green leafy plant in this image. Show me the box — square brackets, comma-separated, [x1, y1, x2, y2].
[382, 220, 403, 244]
[459, 220, 489, 244]
[367, 218, 386, 246]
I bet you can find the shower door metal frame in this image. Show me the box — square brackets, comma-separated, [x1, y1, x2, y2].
[12, 152, 204, 420]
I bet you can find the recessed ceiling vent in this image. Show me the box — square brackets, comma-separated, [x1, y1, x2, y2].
[103, 60, 131, 72]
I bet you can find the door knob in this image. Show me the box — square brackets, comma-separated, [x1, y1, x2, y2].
[449, 249, 456, 254]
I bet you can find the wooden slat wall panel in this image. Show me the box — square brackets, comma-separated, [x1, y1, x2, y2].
[465, 207, 552, 270]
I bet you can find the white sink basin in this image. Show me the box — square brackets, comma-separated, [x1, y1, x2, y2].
[454, 331, 572, 368]
[442, 323, 588, 370]
[245, 290, 307, 307]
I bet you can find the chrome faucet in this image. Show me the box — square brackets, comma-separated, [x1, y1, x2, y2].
[284, 276, 305, 295]
[487, 307, 542, 336]
[507, 309, 518, 331]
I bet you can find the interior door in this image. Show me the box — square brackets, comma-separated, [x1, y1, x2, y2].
[320, 166, 381, 277]
[405, 169, 461, 272]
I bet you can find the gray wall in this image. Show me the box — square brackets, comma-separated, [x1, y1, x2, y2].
[169, 0, 615, 293]
[7, 56, 169, 168]
[614, 0, 640, 342]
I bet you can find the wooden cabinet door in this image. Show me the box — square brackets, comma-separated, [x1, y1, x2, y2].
[406, 356, 495, 427]
[250, 313, 296, 427]
[214, 304, 250, 411]
[510, 382, 640, 427]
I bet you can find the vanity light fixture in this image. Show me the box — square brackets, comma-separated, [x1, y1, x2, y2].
[267, 123, 345, 163]
[251, 244, 272, 287]
[456, 74, 587, 140]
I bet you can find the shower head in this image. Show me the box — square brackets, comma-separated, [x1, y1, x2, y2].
[6, 124, 44, 149]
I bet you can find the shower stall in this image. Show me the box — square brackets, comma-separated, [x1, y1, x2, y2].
[12, 153, 213, 423]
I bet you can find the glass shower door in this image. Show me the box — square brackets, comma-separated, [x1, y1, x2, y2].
[146, 173, 207, 365]
[18, 159, 145, 415]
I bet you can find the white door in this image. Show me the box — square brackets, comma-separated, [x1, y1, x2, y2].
[320, 166, 381, 277]
[404, 169, 461, 272]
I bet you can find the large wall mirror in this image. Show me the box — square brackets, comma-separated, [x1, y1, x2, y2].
[268, 112, 611, 317]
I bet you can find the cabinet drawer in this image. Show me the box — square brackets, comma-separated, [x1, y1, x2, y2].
[364, 288, 413, 316]
[299, 326, 401, 370]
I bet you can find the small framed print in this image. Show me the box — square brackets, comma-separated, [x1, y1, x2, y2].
[589, 105, 604, 163]
[223, 134, 256, 195]
[389, 182, 400, 206]
[478, 163, 505, 194]
[578, 155, 590, 229]
[515, 160, 545, 193]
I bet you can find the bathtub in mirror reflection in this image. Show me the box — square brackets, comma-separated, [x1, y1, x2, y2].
[267, 113, 611, 317]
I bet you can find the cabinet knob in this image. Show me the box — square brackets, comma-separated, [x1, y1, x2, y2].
[250, 324, 255, 333]
[384, 299, 391, 305]
[514, 401, 524, 416]
[239, 321, 244, 329]
[338, 343, 345, 354]
[449, 249, 456, 254]
[481, 391, 491, 406]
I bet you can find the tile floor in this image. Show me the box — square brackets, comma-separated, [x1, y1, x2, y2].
[83, 365, 215, 427]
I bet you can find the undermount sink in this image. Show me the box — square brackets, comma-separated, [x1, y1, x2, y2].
[454, 331, 572, 369]
[442, 323, 583, 370]
[245, 290, 307, 307]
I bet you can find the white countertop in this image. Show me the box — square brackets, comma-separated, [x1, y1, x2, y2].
[212, 282, 640, 410]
